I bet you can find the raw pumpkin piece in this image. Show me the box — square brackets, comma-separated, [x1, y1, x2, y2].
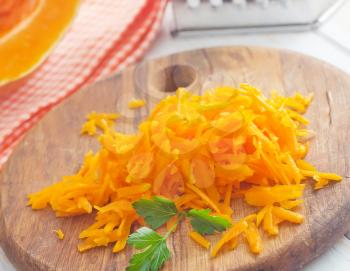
[0, 0, 80, 85]
[0, 0, 81, 85]
[0, 0, 39, 36]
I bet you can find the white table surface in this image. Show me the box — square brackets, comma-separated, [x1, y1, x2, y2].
[1, 2, 350, 270]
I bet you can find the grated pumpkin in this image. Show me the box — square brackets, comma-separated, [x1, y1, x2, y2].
[28, 84, 342, 257]
[53, 229, 64, 240]
[189, 231, 211, 249]
[128, 98, 146, 109]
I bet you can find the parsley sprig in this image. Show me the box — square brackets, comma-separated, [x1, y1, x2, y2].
[126, 196, 231, 271]
[126, 227, 170, 271]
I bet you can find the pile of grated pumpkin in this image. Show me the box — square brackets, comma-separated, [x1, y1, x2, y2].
[28, 84, 342, 256]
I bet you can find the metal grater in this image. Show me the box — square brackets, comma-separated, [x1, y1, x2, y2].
[172, 0, 346, 36]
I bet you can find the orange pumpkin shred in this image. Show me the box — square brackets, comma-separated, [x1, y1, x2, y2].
[28, 84, 342, 258]
[189, 231, 211, 249]
[53, 229, 64, 240]
[128, 98, 146, 109]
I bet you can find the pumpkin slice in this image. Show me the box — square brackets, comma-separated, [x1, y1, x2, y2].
[0, 0, 80, 86]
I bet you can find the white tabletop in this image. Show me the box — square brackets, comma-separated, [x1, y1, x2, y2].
[1, 2, 350, 270]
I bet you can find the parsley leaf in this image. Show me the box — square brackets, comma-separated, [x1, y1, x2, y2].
[132, 196, 178, 229]
[128, 199, 231, 270]
[186, 209, 231, 235]
[126, 227, 170, 271]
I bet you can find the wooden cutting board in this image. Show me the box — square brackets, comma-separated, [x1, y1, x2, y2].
[0, 47, 350, 271]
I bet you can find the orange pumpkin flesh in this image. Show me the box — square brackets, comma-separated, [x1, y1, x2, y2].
[0, 0, 80, 86]
[0, 0, 39, 36]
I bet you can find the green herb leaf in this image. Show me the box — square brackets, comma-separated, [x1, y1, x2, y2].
[186, 209, 231, 235]
[132, 196, 178, 229]
[127, 227, 170, 271]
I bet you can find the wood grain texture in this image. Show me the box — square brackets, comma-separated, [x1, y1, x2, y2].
[0, 46, 350, 271]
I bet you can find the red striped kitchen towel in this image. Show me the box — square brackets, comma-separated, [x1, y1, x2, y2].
[0, 0, 168, 166]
